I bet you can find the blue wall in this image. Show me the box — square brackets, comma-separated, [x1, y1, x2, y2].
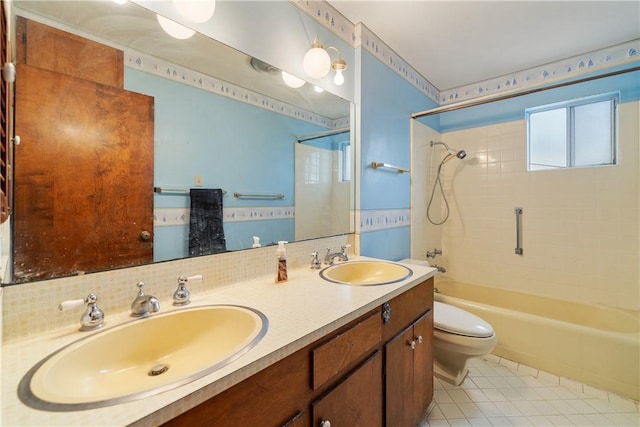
[125, 68, 327, 260]
[358, 50, 438, 261]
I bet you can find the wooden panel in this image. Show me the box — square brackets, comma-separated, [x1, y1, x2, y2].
[382, 277, 434, 342]
[16, 16, 123, 88]
[312, 311, 382, 389]
[385, 325, 415, 427]
[413, 311, 434, 424]
[163, 335, 312, 427]
[13, 64, 154, 282]
[312, 351, 383, 427]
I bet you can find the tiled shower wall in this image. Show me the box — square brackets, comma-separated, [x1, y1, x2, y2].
[436, 101, 639, 311]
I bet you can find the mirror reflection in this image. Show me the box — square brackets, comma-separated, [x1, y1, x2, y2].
[9, 0, 353, 284]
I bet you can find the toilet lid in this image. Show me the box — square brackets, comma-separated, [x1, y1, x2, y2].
[434, 301, 494, 338]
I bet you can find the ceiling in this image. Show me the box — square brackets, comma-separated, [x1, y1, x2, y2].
[328, 1, 640, 91]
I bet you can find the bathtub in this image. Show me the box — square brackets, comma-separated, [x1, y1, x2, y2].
[434, 280, 640, 401]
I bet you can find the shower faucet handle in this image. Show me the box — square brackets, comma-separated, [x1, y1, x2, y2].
[426, 248, 442, 258]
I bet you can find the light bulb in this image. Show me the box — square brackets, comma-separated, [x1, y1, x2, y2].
[303, 47, 331, 79]
[173, 0, 216, 23]
[281, 71, 305, 88]
[156, 14, 195, 39]
[313, 86, 325, 93]
[333, 69, 344, 86]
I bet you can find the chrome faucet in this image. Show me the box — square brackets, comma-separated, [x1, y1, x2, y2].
[130, 281, 160, 317]
[324, 244, 350, 265]
[310, 251, 322, 269]
[58, 293, 105, 331]
[172, 274, 203, 306]
[432, 264, 447, 273]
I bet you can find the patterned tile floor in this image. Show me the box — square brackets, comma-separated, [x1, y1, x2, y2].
[421, 355, 640, 427]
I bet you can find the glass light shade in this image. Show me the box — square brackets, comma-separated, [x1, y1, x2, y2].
[334, 69, 344, 86]
[303, 47, 331, 79]
[173, 0, 216, 23]
[156, 14, 195, 39]
[281, 71, 305, 88]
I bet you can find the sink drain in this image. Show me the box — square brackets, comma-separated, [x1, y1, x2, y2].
[149, 364, 169, 376]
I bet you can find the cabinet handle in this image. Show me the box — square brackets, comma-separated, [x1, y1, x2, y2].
[320, 420, 331, 427]
[409, 340, 416, 350]
[416, 335, 423, 344]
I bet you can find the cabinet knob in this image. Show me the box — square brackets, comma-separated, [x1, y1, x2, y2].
[409, 340, 416, 350]
[416, 335, 423, 344]
[320, 420, 331, 427]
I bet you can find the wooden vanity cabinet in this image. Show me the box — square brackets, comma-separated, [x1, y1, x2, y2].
[385, 312, 434, 426]
[162, 277, 433, 427]
[311, 351, 383, 426]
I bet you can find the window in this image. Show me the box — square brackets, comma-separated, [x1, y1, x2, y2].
[338, 142, 351, 182]
[526, 93, 617, 171]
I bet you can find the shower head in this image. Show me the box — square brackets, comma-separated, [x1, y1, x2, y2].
[431, 141, 466, 161]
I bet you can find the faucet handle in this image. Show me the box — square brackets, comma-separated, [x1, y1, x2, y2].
[310, 252, 322, 269]
[341, 244, 351, 260]
[59, 293, 104, 331]
[135, 281, 146, 295]
[173, 274, 203, 306]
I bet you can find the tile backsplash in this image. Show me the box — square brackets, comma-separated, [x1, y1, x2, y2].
[438, 101, 639, 310]
[1, 235, 352, 343]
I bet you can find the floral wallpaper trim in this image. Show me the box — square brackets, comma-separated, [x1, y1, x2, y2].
[291, 0, 358, 46]
[290, 1, 639, 107]
[124, 49, 345, 129]
[356, 209, 411, 233]
[154, 207, 295, 227]
[357, 24, 441, 104]
[440, 40, 640, 105]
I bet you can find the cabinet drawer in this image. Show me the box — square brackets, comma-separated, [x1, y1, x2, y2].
[312, 311, 382, 390]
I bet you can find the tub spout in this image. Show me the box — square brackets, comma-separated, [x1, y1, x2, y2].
[432, 264, 447, 273]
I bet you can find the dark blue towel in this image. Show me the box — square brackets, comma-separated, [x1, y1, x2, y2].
[189, 188, 226, 256]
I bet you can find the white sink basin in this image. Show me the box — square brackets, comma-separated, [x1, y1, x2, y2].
[19, 305, 268, 411]
[320, 261, 413, 286]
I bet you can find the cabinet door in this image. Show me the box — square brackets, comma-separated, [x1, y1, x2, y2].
[385, 326, 415, 427]
[312, 351, 383, 427]
[412, 311, 434, 424]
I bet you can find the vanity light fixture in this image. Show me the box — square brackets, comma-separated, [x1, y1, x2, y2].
[173, 0, 216, 24]
[156, 14, 195, 39]
[281, 71, 305, 88]
[302, 35, 347, 85]
[157, 0, 216, 40]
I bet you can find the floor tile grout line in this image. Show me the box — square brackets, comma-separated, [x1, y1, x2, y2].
[423, 354, 640, 427]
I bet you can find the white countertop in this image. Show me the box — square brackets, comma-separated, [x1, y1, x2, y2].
[1, 257, 435, 426]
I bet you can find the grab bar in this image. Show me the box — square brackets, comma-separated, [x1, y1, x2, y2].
[233, 192, 284, 199]
[514, 207, 523, 255]
[371, 162, 410, 173]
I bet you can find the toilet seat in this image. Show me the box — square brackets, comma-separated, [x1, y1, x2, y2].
[434, 301, 494, 338]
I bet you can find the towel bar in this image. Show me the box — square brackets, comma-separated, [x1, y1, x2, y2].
[154, 187, 227, 195]
[233, 192, 284, 199]
[371, 162, 410, 173]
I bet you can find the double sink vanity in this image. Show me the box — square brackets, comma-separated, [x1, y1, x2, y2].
[2, 257, 435, 426]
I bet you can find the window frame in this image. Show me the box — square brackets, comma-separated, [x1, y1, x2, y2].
[526, 92, 618, 171]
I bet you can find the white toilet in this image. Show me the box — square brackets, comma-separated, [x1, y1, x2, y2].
[433, 301, 497, 385]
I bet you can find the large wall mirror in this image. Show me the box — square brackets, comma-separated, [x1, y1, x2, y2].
[7, 0, 354, 284]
